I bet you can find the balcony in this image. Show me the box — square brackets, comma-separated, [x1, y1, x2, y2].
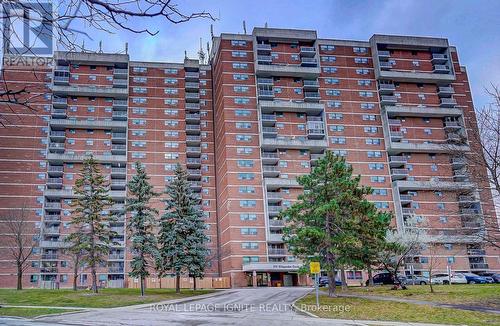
[186, 146, 201, 157]
[261, 136, 328, 151]
[255, 63, 321, 79]
[189, 181, 202, 191]
[389, 156, 407, 167]
[379, 61, 392, 70]
[399, 194, 413, 204]
[378, 83, 396, 94]
[113, 99, 128, 110]
[395, 180, 474, 192]
[112, 79, 128, 88]
[44, 227, 60, 235]
[110, 203, 125, 212]
[186, 113, 201, 123]
[186, 125, 201, 135]
[48, 142, 65, 153]
[268, 248, 287, 255]
[185, 82, 200, 91]
[265, 178, 300, 189]
[108, 267, 125, 274]
[261, 152, 279, 164]
[402, 208, 415, 216]
[389, 130, 403, 142]
[40, 267, 58, 274]
[438, 86, 455, 97]
[47, 178, 63, 189]
[256, 43, 272, 52]
[262, 165, 280, 178]
[109, 254, 125, 260]
[48, 165, 64, 176]
[258, 89, 274, 100]
[268, 233, 284, 243]
[51, 108, 67, 118]
[259, 100, 324, 115]
[113, 68, 128, 77]
[187, 169, 202, 180]
[185, 103, 200, 111]
[440, 98, 457, 108]
[378, 50, 390, 58]
[112, 111, 128, 121]
[453, 169, 468, 182]
[41, 254, 59, 260]
[257, 55, 272, 64]
[463, 221, 483, 229]
[54, 65, 69, 72]
[300, 46, 316, 57]
[262, 126, 278, 138]
[52, 85, 128, 98]
[444, 121, 461, 130]
[111, 179, 127, 190]
[310, 153, 324, 165]
[267, 192, 282, 203]
[111, 167, 126, 176]
[257, 78, 274, 86]
[470, 263, 489, 270]
[391, 168, 409, 180]
[460, 208, 481, 216]
[185, 72, 200, 81]
[267, 206, 283, 216]
[111, 144, 126, 155]
[111, 227, 124, 234]
[44, 213, 61, 221]
[268, 219, 285, 228]
[261, 114, 276, 126]
[433, 64, 450, 74]
[304, 91, 321, 102]
[384, 105, 462, 118]
[458, 195, 478, 204]
[431, 53, 448, 64]
[52, 97, 68, 108]
[39, 240, 69, 248]
[303, 79, 320, 90]
[446, 132, 463, 143]
[46, 153, 127, 164]
[186, 158, 201, 168]
[186, 135, 201, 146]
[451, 157, 466, 168]
[467, 249, 486, 256]
[185, 93, 200, 102]
[386, 140, 470, 155]
[112, 132, 127, 143]
[50, 118, 127, 130]
[49, 131, 66, 141]
[45, 202, 61, 210]
[306, 128, 325, 139]
[380, 95, 397, 105]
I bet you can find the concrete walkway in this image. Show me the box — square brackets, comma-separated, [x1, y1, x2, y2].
[334, 292, 500, 315]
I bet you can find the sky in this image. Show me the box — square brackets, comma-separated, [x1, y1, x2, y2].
[70, 0, 500, 109]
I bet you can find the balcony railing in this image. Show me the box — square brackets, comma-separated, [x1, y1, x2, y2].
[268, 248, 287, 255]
[268, 219, 285, 227]
[45, 202, 61, 209]
[41, 254, 58, 260]
[470, 263, 488, 270]
[467, 249, 486, 256]
[257, 78, 273, 85]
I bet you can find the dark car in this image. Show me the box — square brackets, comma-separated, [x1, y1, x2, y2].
[458, 273, 487, 284]
[318, 276, 342, 287]
[477, 272, 500, 283]
[365, 273, 407, 286]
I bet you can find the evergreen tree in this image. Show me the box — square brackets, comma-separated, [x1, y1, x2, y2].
[126, 161, 159, 296]
[158, 164, 209, 293]
[66, 156, 116, 293]
[282, 151, 382, 297]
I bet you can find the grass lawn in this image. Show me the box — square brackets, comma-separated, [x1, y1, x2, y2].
[347, 284, 500, 309]
[297, 294, 500, 326]
[0, 288, 215, 308]
[0, 307, 78, 318]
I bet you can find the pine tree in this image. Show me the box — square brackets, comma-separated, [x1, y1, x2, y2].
[66, 156, 116, 293]
[126, 161, 159, 296]
[282, 151, 382, 297]
[158, 164, 208, 293]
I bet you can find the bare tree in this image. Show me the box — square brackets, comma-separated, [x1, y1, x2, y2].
[0, 0, 215, 119]
[1, 206, 37, 290]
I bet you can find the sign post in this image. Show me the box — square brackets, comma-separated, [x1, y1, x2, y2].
[310, 262, 321, 307]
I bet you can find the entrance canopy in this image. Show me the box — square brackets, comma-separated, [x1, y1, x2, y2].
[242, 262, 302, 272]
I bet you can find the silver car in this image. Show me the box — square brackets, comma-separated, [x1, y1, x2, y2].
[405, 275, 430, 285]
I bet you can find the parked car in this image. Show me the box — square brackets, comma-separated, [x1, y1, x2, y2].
[405, 275, 430, 285]
[318, 276, 342, 287]
[431, 273, 467, 285]
[477, 272, 500, 283]
[459, 273, 487, 284]
[365, 273, 407, 286]
[483, 276, 495, 284]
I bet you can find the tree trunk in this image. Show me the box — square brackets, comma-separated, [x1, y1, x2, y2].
[327, 270, 336, 297]
[140, 276, 145, 296]
[367, 267, 374, 287]
[159, 276, 162, 289]
[73, 273, 78, 291]
[16, 265, 22, 290]
[193, 276, 197, 291]
[91, 266, 98, 293]
[175, 273, 180, 294]
[340, 268, 348, 291]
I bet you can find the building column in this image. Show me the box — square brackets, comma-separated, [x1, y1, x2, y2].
[252, 271, 257, 288]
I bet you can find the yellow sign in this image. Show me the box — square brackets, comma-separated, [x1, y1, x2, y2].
[310, 262, 320, 274]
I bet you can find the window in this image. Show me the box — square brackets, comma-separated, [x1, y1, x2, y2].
[133, 67, 147, 73]
[364, 126, 378, 133]
[327, 101, 342, 108]
[239, 186, 255, 193]
[356, 69, 369, 75]
[447, 257, 455, 263]
[133, 87, 147, 94]
[238, 173, 254, 180]
[233, 74, 249, 80]
[234, 85, 249, 93]
[164, 88, 178, 95]
[241, 242, 259, 249]
[354, 57, 368, 64]
[361, 103, 375, 110]
[164, 68, 178, 74]
[236, 147, 253, 155]
[328, 113, 343, 120]
[330, 137, 346, 144]
[232, 51, 247, 58]
[236, 135, 252, 142]
[321, 56, 336, 62]
[320, 44, 335, 51]
[241, 228, 258, 235]
[353, 47, 368, 54]
[323, 67, 337, 74]
[234, 97, 250, 104]
[325, 78, 339, 85]
[329, 125, 345, 132]
[358, 80, 371, 86]
[235, 109, 251, 117]
[326, 89, 341, 96]
[240, 213, 257, 221]
[231, 40, 247, 47]
[371, 176, 386, 183]
[366, 138, 381, 145]
[242, 256, 259, 264]
[236, 122, 252, 129]
[367, 151, 382, 158]
[369, 163, 384, 170]
[359, 91, 374, 97]
[232, 62, 248, 69]
[372, 188, 388, 196]
[237, 160, 254, 167]
[362, 114, 376, 121]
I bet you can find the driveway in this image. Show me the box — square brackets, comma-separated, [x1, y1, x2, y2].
[0, 287, 454, 326]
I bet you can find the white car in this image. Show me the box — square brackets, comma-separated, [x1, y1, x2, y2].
[430, 273, 467, 285]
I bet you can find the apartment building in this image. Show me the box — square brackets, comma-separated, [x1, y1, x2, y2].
[0, 27, 497, 289]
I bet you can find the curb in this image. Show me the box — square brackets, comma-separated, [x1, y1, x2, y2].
[290, 288, 318, 318]
[33, 309, 92, 320]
